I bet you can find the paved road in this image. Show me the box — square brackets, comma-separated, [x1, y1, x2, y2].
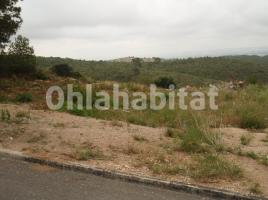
[0, 155, 219, 200]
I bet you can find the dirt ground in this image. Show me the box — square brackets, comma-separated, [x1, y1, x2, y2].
[0, 103, 268, 197]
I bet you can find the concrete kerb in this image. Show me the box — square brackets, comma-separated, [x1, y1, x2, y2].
[0, 149, 266, 200]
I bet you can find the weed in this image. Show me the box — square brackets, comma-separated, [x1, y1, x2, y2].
[16, 111, 31, 119]
[124, 145, 141, 155]
[180, 125, 222, 153]
[0, 95, 9, 103]
[238, 105, 266, 129]
[165, 128, 182, 138]
[53, 123, 65, 128]
[151, 164, 185, 175]
[127, 115, 147, 126]
[249, 183, 262, 195]
[260, 155, 268, 166]
[240, 134, 253, 146]
[1, 109, 11, 121]
[75, 146, 103, 161]
[27, 134, 46, 143]
[246, 151, 259, 160]
[16, 93, 32, 103]
[111, 120, 123, 127]
[133, 135, 148, 142]
[191, 154, 242, 180]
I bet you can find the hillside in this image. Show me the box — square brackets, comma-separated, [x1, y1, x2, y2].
[36, 55, 268, 86]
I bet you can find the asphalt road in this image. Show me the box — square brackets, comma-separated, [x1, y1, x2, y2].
[0, 155, 219, 200]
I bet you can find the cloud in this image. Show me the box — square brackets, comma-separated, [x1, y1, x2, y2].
[19, 0, 268, 59]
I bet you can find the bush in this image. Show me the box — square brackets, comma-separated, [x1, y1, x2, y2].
[154, 77, 176, 89]
[51, 64, 73, 77]
[50, 64, 83, 78]
[16, 93, 32, 103]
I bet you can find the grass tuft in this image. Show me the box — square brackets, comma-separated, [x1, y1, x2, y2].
[75, 146, 104, 161]
[240, 134, 253, 146]
[249, 183, 262, 195]
[191, 154, 243, 181]
[133, 135, 148, 142]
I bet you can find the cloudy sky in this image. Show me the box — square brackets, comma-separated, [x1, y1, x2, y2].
[19, 0, 268, 60]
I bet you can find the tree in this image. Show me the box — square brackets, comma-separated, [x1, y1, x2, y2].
[153, 57, 161, 64]
[8, 35, 34, 56]
[5, 35, 36, 75]
[132, 58, 142, 68]
[0, 0, 22, 50]
[51, 64, 74, 77]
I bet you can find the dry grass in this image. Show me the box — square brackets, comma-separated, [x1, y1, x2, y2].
[249, 183, 262, 195]
[190, 154, 243, 181]
[240, 134, 253, 146]
[132, 135, 148, 142]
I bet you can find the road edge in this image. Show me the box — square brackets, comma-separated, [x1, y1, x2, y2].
[0, 149, 266, 200]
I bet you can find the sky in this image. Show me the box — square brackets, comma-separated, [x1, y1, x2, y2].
[19, 0, 268, 60]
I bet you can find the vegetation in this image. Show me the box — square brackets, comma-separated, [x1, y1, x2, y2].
[154, 77, 176, 89]
[16, 111, 30, 119]
[36, 56, 268, 86]
[249, 183, 262, 195]
[75, 146, 103, 161]
[50, 64, 82, 79]
[133, 135, 148, 142]
[180, 124, 222, 154]
[0, 35, 37, 77]
[240, 134, 253, 146]
[15, 93, 32, 103]
[191, 154, 242, 180]
[1, 109, 11, 121]
[0, 0, 22, 49]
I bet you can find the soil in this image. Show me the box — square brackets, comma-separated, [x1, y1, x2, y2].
[0, 103, 268, 197]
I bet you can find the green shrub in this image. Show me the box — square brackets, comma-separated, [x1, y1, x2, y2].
[51, 64, 73, 77]
[51, 64, 82, 78]
[16, 93, 32, 103]
[154, 76, 176, 89]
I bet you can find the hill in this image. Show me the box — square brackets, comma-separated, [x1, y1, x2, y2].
[36, 55, 268, 86]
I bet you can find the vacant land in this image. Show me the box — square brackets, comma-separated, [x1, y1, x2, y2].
[0, 69, 268, 198]
[0, 102, 268, 197]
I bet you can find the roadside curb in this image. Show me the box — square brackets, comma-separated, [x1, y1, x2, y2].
[0, 149, 266, 200]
